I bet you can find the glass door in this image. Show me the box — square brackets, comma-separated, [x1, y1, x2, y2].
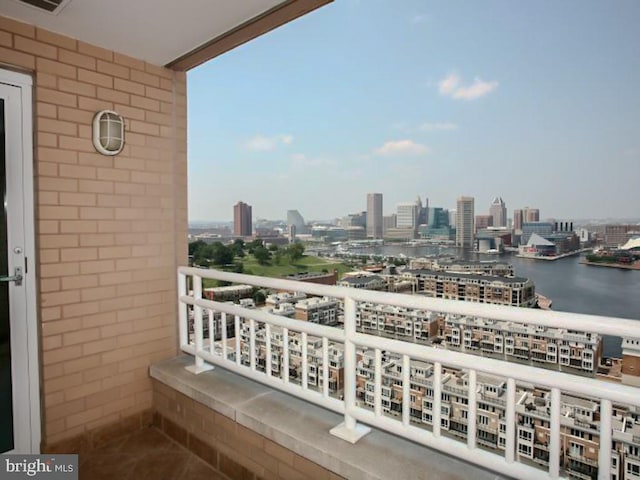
[0, 96, 13, 453]
[0, 72, 39, 454]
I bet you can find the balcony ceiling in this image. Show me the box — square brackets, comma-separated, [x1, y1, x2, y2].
[1, 0, 331, 70]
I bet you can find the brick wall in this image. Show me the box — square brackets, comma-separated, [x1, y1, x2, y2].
[153, 380, 344, 480]
[0, 15, 187, 448]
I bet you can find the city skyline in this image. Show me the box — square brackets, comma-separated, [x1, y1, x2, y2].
[188, 1, 640, 221]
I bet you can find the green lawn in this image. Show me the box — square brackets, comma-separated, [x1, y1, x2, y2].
[240, 254, 352, 278]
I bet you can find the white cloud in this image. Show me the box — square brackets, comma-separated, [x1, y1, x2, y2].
[290, 153, 336, 168]
[374, 140, 430, 156]
[418, 122, 458, 132]
[437, 74, 498, 100]
[438, 74, 460, 95]
[243, 134, 294, 151]
[452, 78, 499, 100]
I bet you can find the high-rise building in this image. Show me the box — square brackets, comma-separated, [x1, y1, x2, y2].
[475, 214, 493, 233]
[489, 197, 507, 227]
[513, 209, 523, 232]
[456, 196, 474, 248]
[382, 214, 396, 236]
[396, 202, 419, 228]
[523, 207, 540, 223]
[233, 201, 252, 237]
[366, 193, 383, 238]
[286, 209, 307, 234]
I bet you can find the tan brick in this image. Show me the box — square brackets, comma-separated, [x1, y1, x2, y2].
[96, 59, 129, 78]
[113, 52, 145, 70]
[59, 192, 96, 206]
[37, 87, 77, 108]
[77, 41, 112, 62]
[0, 31, 10, 48]
[81, 285, 117, 302]
[59, 164, 96, 179]
[145, 111, 173, 126]
[131, 95, 160, 112]
[80, 207, 114, 220]
[130, 69, 160, 88]
[37, 102, 57, 119]
[78, 152, 113, 168]
[36, 57, 76, 80]
[38, 191, 59, 205]
[79, 233, 115, 247]
[113, 77, 145, 96]
[63, 327, 101, 347]
[145, 85, 173, 103]
[59, 220, 98, 234]
[129, 120, 160, 136]
[39, 249, 60, 264]
[0, 16, 34, 37]
[46, 374, 85, 397]
[58, 135, 94, 153]
[61, 274, 99, 291]
[38, 146, 77, 164]
[36, 28, 77, 50]
[78, 68, 112, 88]
[42, 307, 61, 322]
[37, 132, 58, 148]
[144, 62, 173, 80]
[79, 179, 114, 194]
[39, 176, 78, 192]
[42, 334, 63, 350]
[66, 406, 105, 429]
[15, 35, 57, 59]
[38, 220, 60, 235]
[41, 289, 81, 307]
[82, 312, 117, 329]
[40, 262, 80, 278]
[62, 301, 100, 319]
[97, 194, 130, 208]
[59, 49, 96, 70]
[36, 71, 57, 88]
[96, 86, 129, 104]
[0, 45, 35, 69]
[60, 247, 98, 262]
[98, 221, 131, 233]
[83, 337, 118, 355]
[39, 205, 79, 220]
[78, 96, 113, 112]
[38, 117, 77, 136]
[42, 345, 83, 365]
[58, 77, 96, 98]
[113, 104, 145, 121]
[80, 259, 115, 274]
[96, 168, 130, 183]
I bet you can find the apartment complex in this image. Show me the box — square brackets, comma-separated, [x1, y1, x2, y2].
[294, 296, 339, 325]
[407, 259, 515, 277]
[402, 270, 536, 308]
[439, 315, 602, 375]
[355, 302, 440, 342]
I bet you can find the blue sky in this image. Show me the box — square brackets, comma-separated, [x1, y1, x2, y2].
[187, 0, 640, 222]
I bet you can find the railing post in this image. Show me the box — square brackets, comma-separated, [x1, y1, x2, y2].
[549, 387, 561, 478]
[330, 297, 371, 443]
[598, 399, 612, 480]
[178, 270, 188, 350]
[185, 274, 213, 374]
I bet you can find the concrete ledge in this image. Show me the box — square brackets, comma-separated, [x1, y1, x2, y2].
[150, 355, 507, 480]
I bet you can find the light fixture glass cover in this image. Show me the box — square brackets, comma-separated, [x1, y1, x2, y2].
[93, 110, 124, 155]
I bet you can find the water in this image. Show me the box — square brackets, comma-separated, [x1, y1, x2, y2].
[343, 245, 640, 357]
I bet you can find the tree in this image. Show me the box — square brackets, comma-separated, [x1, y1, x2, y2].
[246, 239, 264, 254]
[287, 242, 305, 262]
[209, 242, 234, 265]
[189, 240, 206, 256]
[231, 239, 245, 258]
[253, 245, 271, 265]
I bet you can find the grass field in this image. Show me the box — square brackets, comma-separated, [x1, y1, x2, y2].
[201, 254, 353, 288]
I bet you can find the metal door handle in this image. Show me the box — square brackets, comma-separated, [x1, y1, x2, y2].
[0, 267, 22, 286]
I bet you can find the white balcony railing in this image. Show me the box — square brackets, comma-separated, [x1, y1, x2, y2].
[178, 266, 640, 480]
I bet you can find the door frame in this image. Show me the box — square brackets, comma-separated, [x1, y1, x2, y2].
[1, 67, 40, 453]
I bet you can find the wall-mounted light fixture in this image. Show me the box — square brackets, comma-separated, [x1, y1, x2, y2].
[92, 110, 125, 155]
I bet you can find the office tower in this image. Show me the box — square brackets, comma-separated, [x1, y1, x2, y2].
[524, 207, 540, 223]
[233, 201, 252, 237]
[449, 209, 457, 228]
[456, 196, 474, 248]
[396, 202, 419, 228]
[513, 209, 523, 231]
[383, 214, 397, 236]
[287, 209, 307, 234]
[489, 197, 507, 227]
[366, 193, 383, 238]
[475, 214, 493, 233]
